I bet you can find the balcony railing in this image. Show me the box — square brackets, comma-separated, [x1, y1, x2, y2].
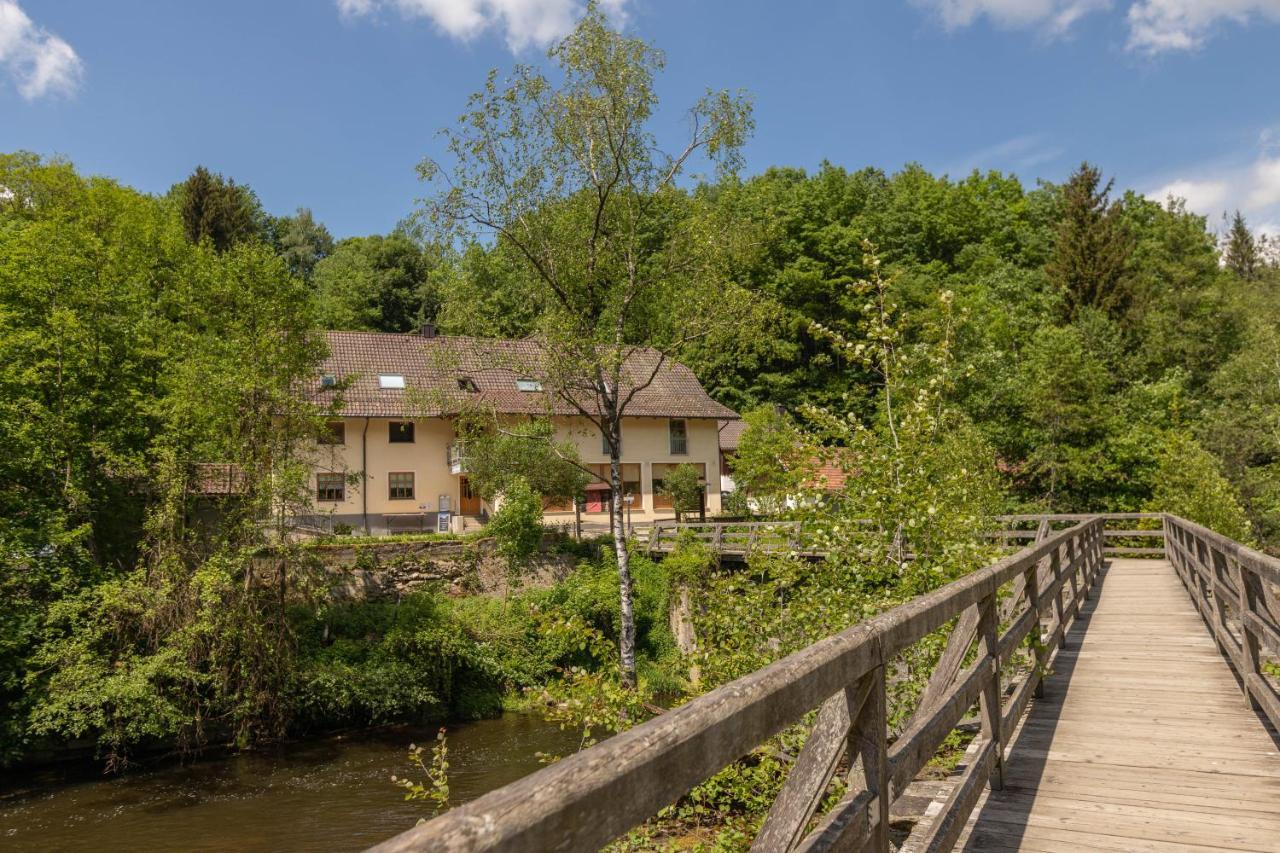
[446, 442, 467, 474]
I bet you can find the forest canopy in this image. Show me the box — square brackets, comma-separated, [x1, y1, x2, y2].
[2, 134, 1278, 765]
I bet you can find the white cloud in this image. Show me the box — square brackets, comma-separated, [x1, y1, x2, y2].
[1142, 133, 1280, 246]
[339, 0, 630, 52]
[1127, 0, 1280, 53]
[1246, 157, 1280, 210]
[910, 0, 1112, 35]
[912, 0, 1280, 53]
[0, 0, 83, 99]
[1146, 178, 1229, 212]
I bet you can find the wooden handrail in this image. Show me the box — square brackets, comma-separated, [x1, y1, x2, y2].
[369, 518, 1107, 853]
[1162, 515, 1280, 733]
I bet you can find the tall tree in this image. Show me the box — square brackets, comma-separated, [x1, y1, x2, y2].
[177, 166, 265, 252]
[1223, 210, 1260, 281]
[270, 207, 334, 282]
[313, 233, 440, 332]
[1047, 162, 1132, 320]
[418, 7, 753, 685]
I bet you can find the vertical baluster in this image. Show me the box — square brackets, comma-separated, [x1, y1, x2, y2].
[1049, 545, 1067, 650]
[1023, 549, 1046, 699]
[1066, 535, 1082, 618]
[1233, 557, 1265, 714]
[976, 592, 1004, 792]
[847, 665, 889, 852]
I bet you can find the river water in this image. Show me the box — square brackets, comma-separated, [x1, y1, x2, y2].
[0, 713, 580, 852]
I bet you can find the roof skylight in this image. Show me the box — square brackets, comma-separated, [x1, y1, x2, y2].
[379, 374, 406, 389]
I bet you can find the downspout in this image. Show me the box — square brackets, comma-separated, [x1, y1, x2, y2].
[362, 416, 370, 535]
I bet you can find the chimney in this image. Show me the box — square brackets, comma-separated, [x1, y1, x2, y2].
[420, 322, 437, 339]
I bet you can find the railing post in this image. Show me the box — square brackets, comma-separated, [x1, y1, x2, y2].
[1049, 545, 1067, 650]
[848, 665, 890, 852]
[1022, 551, 1045, 700]
[1232, 557, 1265, 714]
[1065, 535, 1083, 617]
[976, 592, 1004, 792]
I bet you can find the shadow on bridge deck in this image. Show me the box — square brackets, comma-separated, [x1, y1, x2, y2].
[956, 559, 1280, 852]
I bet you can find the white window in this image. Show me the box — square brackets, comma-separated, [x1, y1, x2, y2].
[379, 374, 405, 389]
[515, 378, 543, 392]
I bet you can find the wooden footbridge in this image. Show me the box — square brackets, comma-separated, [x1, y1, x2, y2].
[371, 514, 1280, 852]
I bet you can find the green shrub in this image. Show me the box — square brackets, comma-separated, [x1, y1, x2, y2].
[1147, 433, 1252, 542]
[488, 477, 546, 577]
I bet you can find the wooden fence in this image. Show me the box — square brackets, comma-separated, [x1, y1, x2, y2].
[989, 512, 1166, 556]
[646, 520, 805, 557]
[1163, 515, 1280, 732]
[370, 517, 1109, 852]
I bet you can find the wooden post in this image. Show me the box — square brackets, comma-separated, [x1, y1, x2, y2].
[1233, 557, 1264, 713]
[976, 592, 1004, 791]
[848, 666, 890, 852]
[1023, 550, 1045, 699]
[1049, 545, 1067, 650]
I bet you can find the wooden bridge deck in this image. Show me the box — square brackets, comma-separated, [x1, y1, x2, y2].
[955, 558, 1280, 852]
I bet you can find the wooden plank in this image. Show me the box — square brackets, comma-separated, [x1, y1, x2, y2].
[951, 556, 1280, 853]
[752, 682, 866, 852]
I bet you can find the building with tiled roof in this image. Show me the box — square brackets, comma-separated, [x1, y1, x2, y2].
[302, 327, 738, 535]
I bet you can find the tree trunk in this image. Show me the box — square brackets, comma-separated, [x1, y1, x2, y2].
[610, 442, 637, 688]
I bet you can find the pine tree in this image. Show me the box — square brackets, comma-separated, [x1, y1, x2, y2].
[178, 166, 264, 252]
[1047, 162, 1133, 320]
[1223, 210, 1259, 280]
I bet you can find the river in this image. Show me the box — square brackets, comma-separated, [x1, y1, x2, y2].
[0, 713, 580, 852]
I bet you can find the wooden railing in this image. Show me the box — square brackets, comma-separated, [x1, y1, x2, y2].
[1163, 515, 1280, 732]
[370, 518, 1107, 852]
[646, 519, 804, 556]
[991, 512, 1166, 557]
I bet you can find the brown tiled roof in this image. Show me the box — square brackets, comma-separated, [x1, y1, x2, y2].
[191, 463, 247, 496]
[313, 330, 738, 420]
[718, 418, 747, 452]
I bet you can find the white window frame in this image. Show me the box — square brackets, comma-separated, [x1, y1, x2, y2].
[379, 374, 406, 389]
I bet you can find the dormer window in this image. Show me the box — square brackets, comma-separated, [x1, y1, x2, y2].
[457, 377, 478, 393]
[379, 374, 405, 390]
[515, 378, 543, 392]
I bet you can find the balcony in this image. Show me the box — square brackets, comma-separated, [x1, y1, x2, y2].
[447, 442, 467, 474]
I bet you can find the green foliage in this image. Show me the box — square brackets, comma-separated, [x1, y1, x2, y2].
[458, 418, 588, 505]
[313, 233, 441, 332]
[487, 478, 546, 577]
[1047, 162, 1133, 320]
[176, 165, 267, 252]
[393, 729, 451, 815]
[1223, 210, 1260, 281]
[729, 406, 816, 514]
[268, 207, 334, 282]
[659, 463, 706, 521]
[1148, 433, 1252, 542]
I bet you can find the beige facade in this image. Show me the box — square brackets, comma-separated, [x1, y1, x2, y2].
[303, 414, 724, 534]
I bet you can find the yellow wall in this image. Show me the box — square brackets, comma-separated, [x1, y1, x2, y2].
[547, 416, 723, 520]
[311, 416, 460, 520]
[306, 414, 722, 529]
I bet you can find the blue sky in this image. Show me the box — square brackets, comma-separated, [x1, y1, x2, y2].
[4, 0, 1280, 238]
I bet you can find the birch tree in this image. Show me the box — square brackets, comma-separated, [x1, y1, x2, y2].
[418, 6, 753, 685]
